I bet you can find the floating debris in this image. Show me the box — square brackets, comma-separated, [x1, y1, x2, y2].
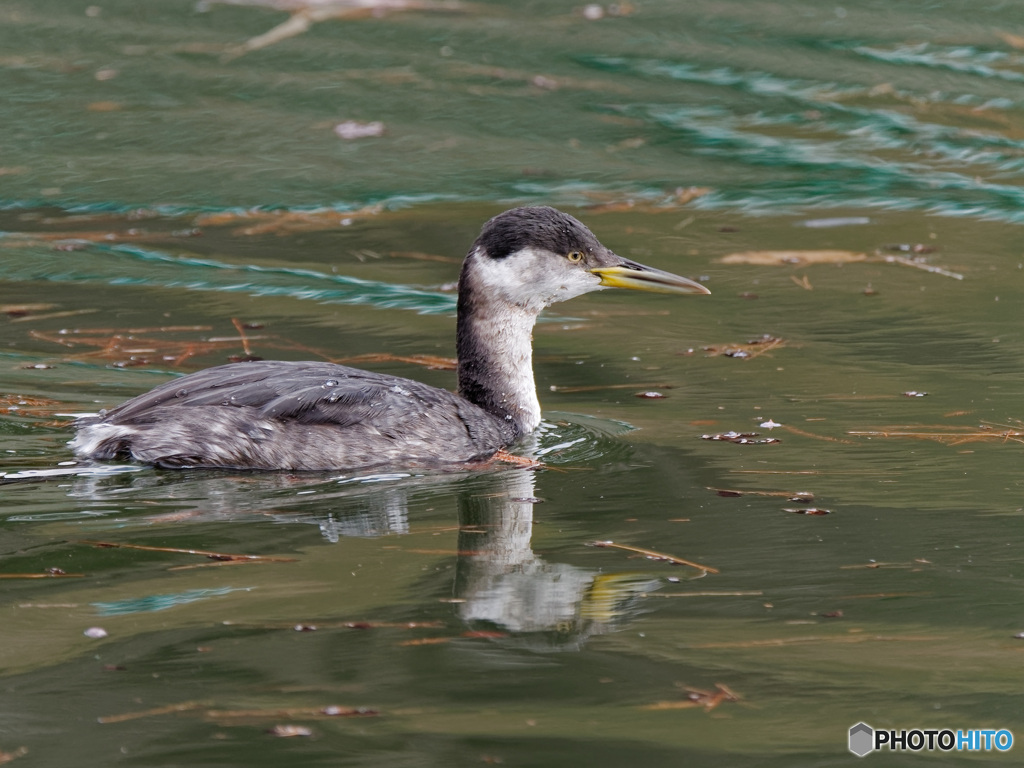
[700, 431, 780, 445]
[587, 540, 718, 574]
[717, 249, 963, 280]
[882, 243, 935, 255]
[334, 120, 386, 140]
[82, 540, 297, 564]
[267, 725, 313, 737]
[641, 683, 740, 712]
[848, 424, 1024, 447]
[709, 487, 813, 502]
[0, 571, 85, 579]
[703, 334, 785, 360]
[209, 0, 473, 59]
[719, 249, 868, 267]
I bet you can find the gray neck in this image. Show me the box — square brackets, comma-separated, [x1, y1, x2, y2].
[456, 273, 542, 437]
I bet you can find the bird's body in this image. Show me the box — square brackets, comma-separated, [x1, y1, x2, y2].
[72, 206, 709, 471]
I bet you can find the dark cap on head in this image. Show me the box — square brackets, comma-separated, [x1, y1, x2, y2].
[473, 206, 603, 260]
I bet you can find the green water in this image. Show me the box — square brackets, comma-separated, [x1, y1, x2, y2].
[3, 1, 1024, 765]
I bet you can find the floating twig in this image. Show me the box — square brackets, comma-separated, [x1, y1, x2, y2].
[640, 683, 740, 712]
[490, 449, 544, 469]
[587, 540, 719, 574]
[230, 317, 254, 357]
[849, 426, 1024, 446]
[781, 424, 857, 445]
[840, 559, 931, 570]
[717, 249, 964, 280]
[220, 619, 444, 631]
[205, 705, 378, 721]
[99, 701, 208, 724]
[549, 382, 673, 393]
[643, 590, 762, 598]
[702, 334, 785, 360]
[790, 274, 813, 290]
[398, 630, 508, 647]
[686, 634, 942, 649]
[81, 540, 296, 563]
[99, 701, 376, 725]
[709, 487, 814, 502]
[334, 352, 457, 371]
[0, 572, 85, 579]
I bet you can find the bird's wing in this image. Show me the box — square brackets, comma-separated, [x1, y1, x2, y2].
[101, 360, 500, 438]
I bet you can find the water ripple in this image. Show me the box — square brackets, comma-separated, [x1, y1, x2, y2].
[583, 54, 1024, 222]
[850, 42, 1024, 83]
[0, 240, 458, 315]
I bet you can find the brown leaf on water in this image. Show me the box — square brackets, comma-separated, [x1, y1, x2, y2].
[996, 30, 1024, 49]
[0, 747, 28, 764]
[0, 394, 70, 423]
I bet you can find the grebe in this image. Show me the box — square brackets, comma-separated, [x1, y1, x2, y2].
[72, 206, 709, 470]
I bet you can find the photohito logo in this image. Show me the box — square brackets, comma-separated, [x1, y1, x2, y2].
[849, 722, 1013, 757]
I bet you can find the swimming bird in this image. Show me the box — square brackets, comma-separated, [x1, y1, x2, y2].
[71, 206, 710, 470]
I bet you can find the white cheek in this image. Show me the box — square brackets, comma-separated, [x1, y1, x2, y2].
[471, 247, 603, 310]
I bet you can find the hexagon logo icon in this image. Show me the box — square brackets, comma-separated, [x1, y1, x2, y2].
[849, 722, 874, 757]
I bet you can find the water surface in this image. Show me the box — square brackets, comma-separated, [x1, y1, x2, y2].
[2, 1, 1024, 765]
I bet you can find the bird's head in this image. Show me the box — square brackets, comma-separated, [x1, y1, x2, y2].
[461, 206, 709, 314]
